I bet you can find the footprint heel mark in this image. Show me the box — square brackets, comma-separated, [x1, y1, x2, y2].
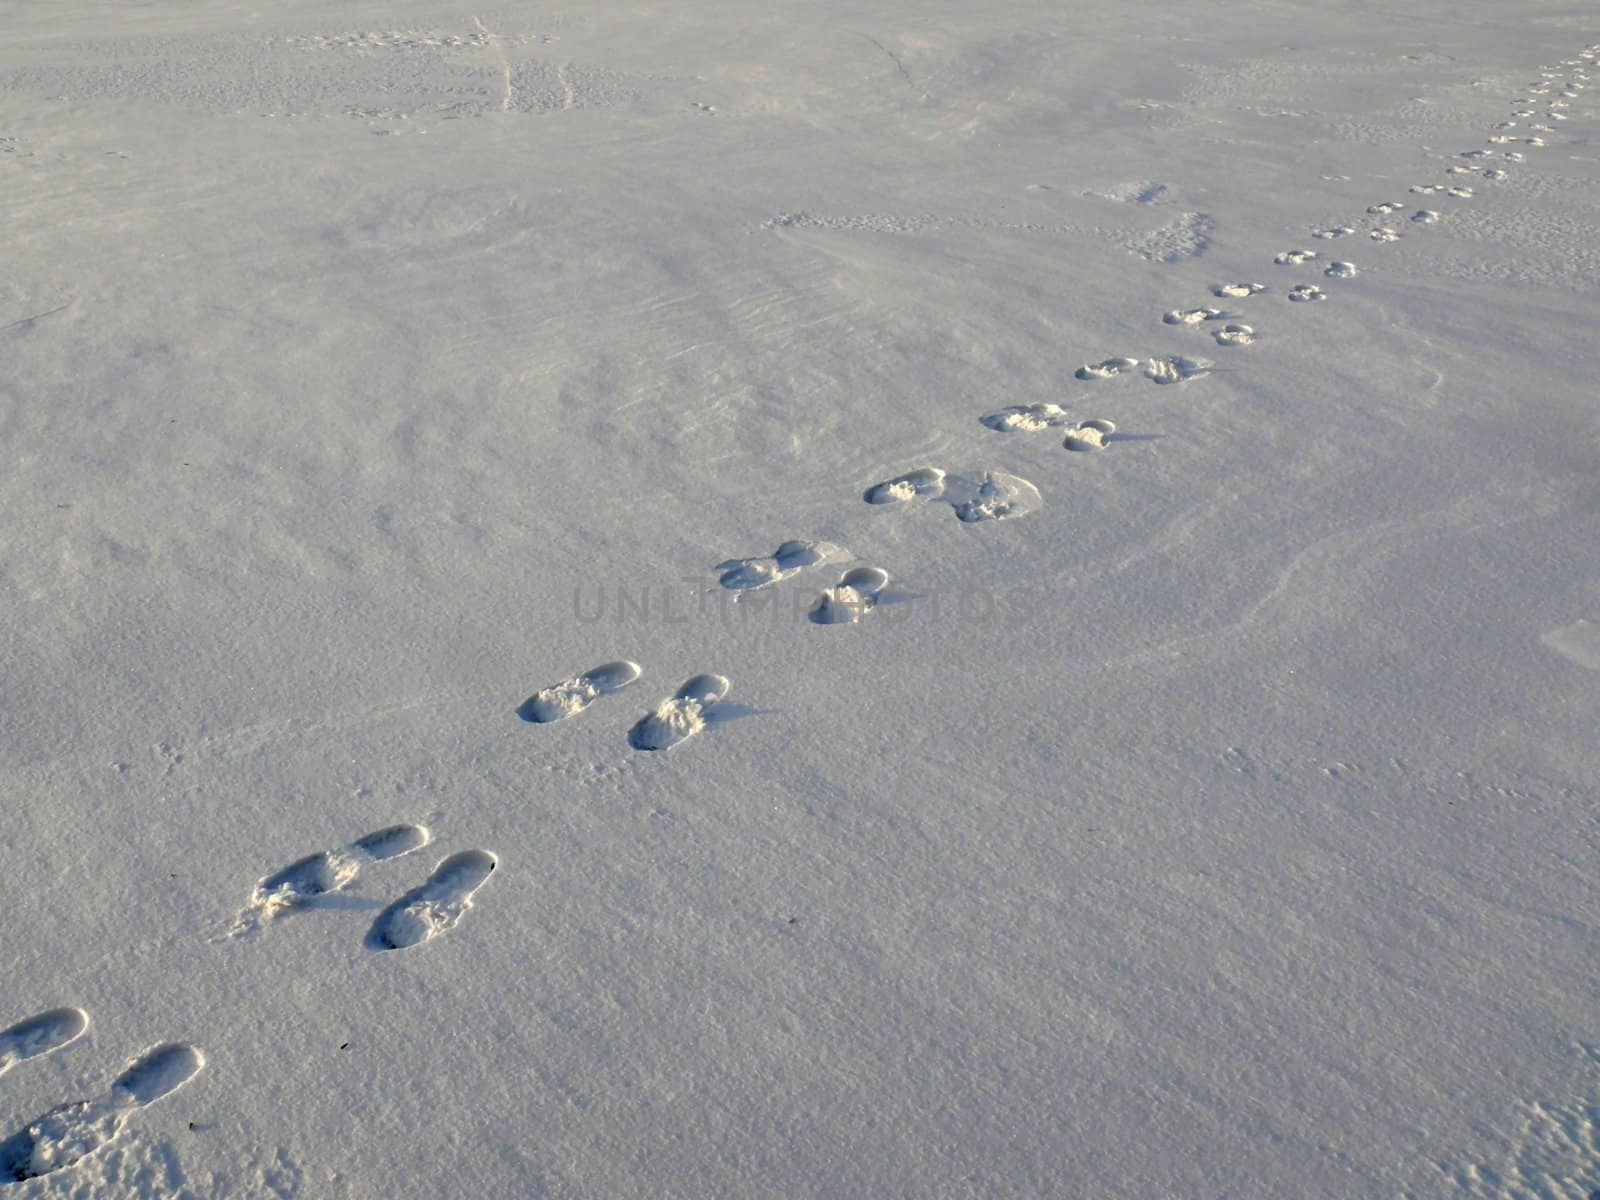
[945, 471, 1042, 522]
[628, 674, 731, 751]
[715, 540, 844, 591]
[980, 403, 1070, 432]
[1162, 307, 1223, 325]
[1, 1044, 204, 1183]
[0, 1010, 89, 1079]
[233, 823, 433, 935]
[1143, 356, 1209, 384]
[1075, 356, 1140, 381]
[810, 567, 892, 625]
[368, 851, 497, 951]
[1063, 418, 1117, 450]
[351, 823, 433, 861]
[864, 467, 946, 505]
[518, 660, 642, 723]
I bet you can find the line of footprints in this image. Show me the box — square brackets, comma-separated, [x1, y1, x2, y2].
[0, 1009, 202, 1185]
[3, 40, 1594, 1191]
[518, 41, 1597, 752]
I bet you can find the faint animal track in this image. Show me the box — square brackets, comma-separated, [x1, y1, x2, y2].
[1144, 356, 1209, 385]
[1163, 307, 1224, 325]
[1411, 210, 1440, 224]
[864, 467, 947, 504]
[714, 541, 844, 592]
[367, 851, 497, 950]
[518, 660, 642, 723]
[810, 568, 891, 625]
[1063, 418, 1118, 449]
[1211, 282, 1268, 298]
[1121, 211, 1213, 262]
[1075, 356, 1141, 381]
[0, 1044, 204, 1184]
[1369, 227, 1401, 242]
[1288, 284, 1327, 302]
[1275, 249, 1317, 265]
[1214, 324, 1255, 346]
[1312, 227, 1354, 239]
[628, 674, 731, 751]
[0, 1011, 89, 1080]
[232, 824, 432, 936]
[1323, 261, 1357, 279]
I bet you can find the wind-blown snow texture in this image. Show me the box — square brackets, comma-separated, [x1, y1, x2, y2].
[2, 1, 1598, 1196]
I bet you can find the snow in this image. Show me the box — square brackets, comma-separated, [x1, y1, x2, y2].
[1, 1, 1598, 1196]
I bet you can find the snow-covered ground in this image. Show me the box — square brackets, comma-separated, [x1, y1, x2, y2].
[2, 1, 1598, 1195]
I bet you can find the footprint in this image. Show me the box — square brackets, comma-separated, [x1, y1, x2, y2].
[1212, 324, 1255, 346]
[1369, 227, 1401, 242]
[945, 471, 1043, 522]
[1459, 149, 1490, 159]
[1144, 356, 1209, 384]
[1312, 227, 1354, 239]
[1288, 284, 1327, 303]
[863, 467, 946, 505]
[1447, 186, 1474, 198]
[234, 824, 432, 935]
[1483, 167, 1510, 180]
[1409, 184, 1441, 194]
[518, 660, 642, 723]
[0, 1044, 204, 1183]
[1063, 418, 1118, 449]
[367, 850, 497, 950]
[810, 567, 891, 625]
[1274, 249, 1317, 265]
[1162, 307, 1223, 325]
[714, 540, 844, 592]
[1366, 201, 1404, 215]
[1411, 210, 1440, 224]
[628, 674, 731, 751]
[1210, 282, 1268, 298]
[980, 403, 1072, 432]
[1323, 261, 1357, 279]
[1503, 151, 1525, 162]
[1074, 356, 1141, 381]
[0, 1011, 89, 1080]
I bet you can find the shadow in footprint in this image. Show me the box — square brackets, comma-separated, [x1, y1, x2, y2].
[518, 661, 641, 724]
[629, 674, 732, 751]
[0, 1010, 89, 1080]
[1, 1044, 204, 1184]
[366, 851, 497, 951]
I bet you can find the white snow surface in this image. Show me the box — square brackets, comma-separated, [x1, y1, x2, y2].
[2, 1, 1599, 1196]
